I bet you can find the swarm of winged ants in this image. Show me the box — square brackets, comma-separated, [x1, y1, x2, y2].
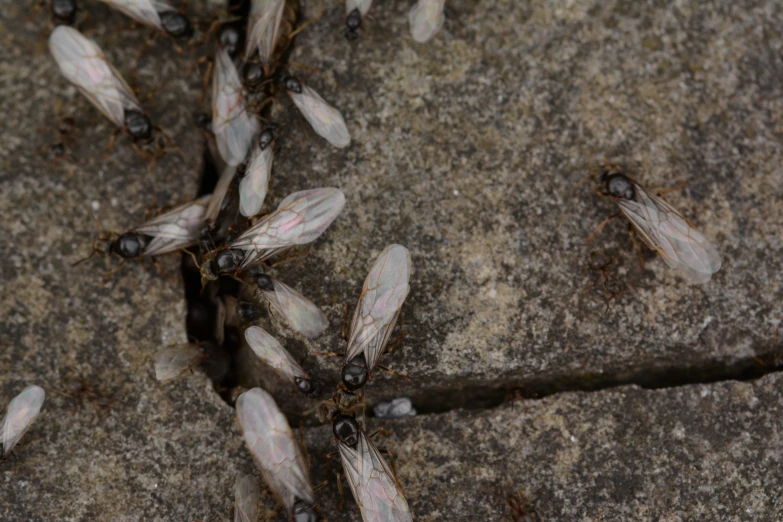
[3, 0, 724, 521]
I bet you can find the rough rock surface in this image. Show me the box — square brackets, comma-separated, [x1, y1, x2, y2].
[242, 0, 783, 409]
[0, 2, 243, 520]
[302, 373, 783, 521]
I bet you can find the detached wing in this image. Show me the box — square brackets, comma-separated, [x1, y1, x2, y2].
[213, 48, 259, 166]
[245, 0, 285, 65]
[154, 344, 205, 382]
[229, 188, 345, 268]
[244, 326, 309, 384]
[338, 430, 412, 522]
[239, 140, 274, 218]
[408, 0, 445, 43]
[345, 245, 411, 370]
[134, 195, 210, 256]
[234, 473, 261, 522]
[288, 85, 350, 149]
[236, 388, 314, 515]
[261, 278, 328, 339]
[1, 385, 45, 457]
[205, 165, 239, 224]
[49, 26, 142, 128]
[346, 0, 373, 15]
[99, 0, 177, 29]
[617, 184, 722, 284]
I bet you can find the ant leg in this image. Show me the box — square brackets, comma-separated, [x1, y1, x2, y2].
[269, 248, 310, 268]
[376, 365, 412, 382]
[101, 260, 127, 285]
[653, 180, 687, 196]
[627, 224, 645, 269]
[341, 303, 350, 341]
[377, 448, 400, 482]
[198, 58, 214, 105]
[335, 471, 345, 512]
[586, 211, 621, 243]
[151, 257, 178, 282]
[288, 6, 325, 39]
[384, 329, 407, 355]
[101, 128, 122, 161]
[135, 29, 158, 62]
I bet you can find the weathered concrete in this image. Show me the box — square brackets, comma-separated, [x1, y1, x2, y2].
[242, 0, 783, 409]
[0, 2, 241, 520]
[302, 373, 783, 521]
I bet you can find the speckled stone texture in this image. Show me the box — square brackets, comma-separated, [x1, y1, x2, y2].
[0, 1, 245, 520]
[302, 373, 783, 521]
[3, 0, 783, 521]
[242, 0, 783, 410]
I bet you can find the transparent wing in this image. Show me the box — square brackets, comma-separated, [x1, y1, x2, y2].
[239, 141, 274, 218]
[154, 344, 205, 382]
[338, 430, 412, 522]
[1, 385, 45, 457]
[234, 473, 261, 522]
[206, 165, 239, 223]
[49, 26, 142, 128]
[245, 0, 285, 65]
[261, 278, 328, 339]
[244, 326, 308, 384]
[236, 388, 314, 515]
[288, 85, 350, 149]
[229, 188, 345, 268]
[346, 0, 373, 15]
[408, 0, 446, 43]
[617, 184, 722, 284]
[134, 195, 211, 256]
[99, 0, 176, 29]
[213, 48, 259, 166]
[345, 244, 411, 370]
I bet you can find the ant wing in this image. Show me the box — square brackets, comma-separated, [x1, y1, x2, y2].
[99, 0, 177, 30]
[134, 195, 211, 256]
[239, 138, 274, 218]
[236, 388, 314, 516]
[244, 326, 308, 384]
[617, 183, 721, 284]
[260, 278, 328, 339]
[408, 0, 446, 43]
[287, 83, 350, 149]
[337, 429, 412, 522]
[234, 473, 261, 522]
[229, 188, 345, 268]
[346, 0, 373, 16]
[2, 385, 45, 458]
[345, 244, 411, 371]
[213, 48, 259, 166]
[49, 26, 142, 128]
[245, 0, 285, 66]
[154, 344, 206, 382]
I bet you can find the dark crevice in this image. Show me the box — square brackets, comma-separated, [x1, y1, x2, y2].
[401, 351, 783, 417]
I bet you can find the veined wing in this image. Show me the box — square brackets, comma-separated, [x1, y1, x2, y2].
[99, 0, 177, 29]
[49, 26, 142, 128]
[617, 184, 721, 284]
[345, 244, 411, 370]
[229, 188, 345, 268]
[338, 430, 412, 522]
[206, 165, 239, 224]
[239, 139, 274, 218]
[408, 0, 445, 43]
[261, 278, 328, 339]
[236, 388, 314, 515]
[234, 473, 261, 522]
[288, 84, 350, 148]
[245, 0, 285, 65]
[244, 326, 308, 384]
[1, 385, 45, 458]
[134, 195, 210, 256]
[154, 344, 206, 382]
[213, 48, 259, 166]
[346, 0, 373, 15]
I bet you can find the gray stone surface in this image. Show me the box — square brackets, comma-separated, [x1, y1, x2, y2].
[302, 373, 783, 521]
[0, 2, 244, 521]
[2, 0, 783, 521]
[244, 0, 783, 408]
